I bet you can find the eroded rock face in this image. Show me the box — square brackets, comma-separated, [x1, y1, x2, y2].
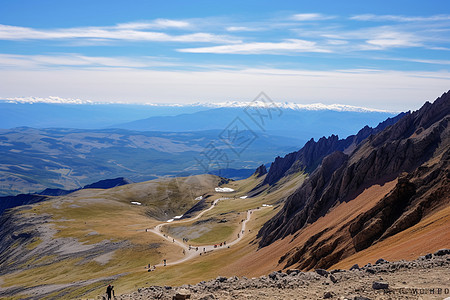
[258, 91, 450, 270]
[349, 176, 416, 251]
[253, 164, 268, 178]
[261, 113, 406, 187]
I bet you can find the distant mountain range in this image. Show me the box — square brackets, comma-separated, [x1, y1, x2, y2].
[0, 98, 397, 196]
[0, 127, 301, 196]
[114, 107, 396, 141]
[2, 96, 392, 112]
[0, 99, 395, 141]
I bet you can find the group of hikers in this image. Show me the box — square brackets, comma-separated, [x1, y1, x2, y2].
[213, 241, 226, 248]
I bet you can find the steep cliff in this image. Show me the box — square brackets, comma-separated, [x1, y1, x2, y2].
[258, 91, 450, 270]
[261, 113, 406, 186]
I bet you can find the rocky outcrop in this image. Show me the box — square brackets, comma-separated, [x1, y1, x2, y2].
[115, 252, 450, 300]
[261, 113, 406, 186]
[349, 176, 416, 251]
[253, 164, 268, 177]
[258, 91, 450, 270]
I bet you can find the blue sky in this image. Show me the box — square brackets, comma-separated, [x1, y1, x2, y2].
[0, 0, 449, 110]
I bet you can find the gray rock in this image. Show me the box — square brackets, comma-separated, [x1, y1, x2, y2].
[286, 269, 299, 275]
[173, 288, 191, 300]
[329, 274, 337, 283]
[216, 276, 227, 283]
[199, 294, 215, 300]
[278, 271, 287, 277]
[324, 291, 333, 298]
[365, 268, 376, 274]
[350, 264, 360, 270]
[330, 269, 344, 274]
[434, 249, 450, 256]
[268, 271, 278, 280]
[316, 269, 329, 277]
[372, 281, 389, 290]
[354, 296, 371, 300]
[375, 258, 389, 265]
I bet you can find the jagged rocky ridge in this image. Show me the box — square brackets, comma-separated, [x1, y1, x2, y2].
[253, 164, 268, 178]
[258, 91, 450, 270]
[261, 112, 406, 186]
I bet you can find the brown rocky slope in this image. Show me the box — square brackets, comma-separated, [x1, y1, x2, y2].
[258, 91, 450, 270]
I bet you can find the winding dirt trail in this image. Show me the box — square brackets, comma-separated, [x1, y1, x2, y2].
[147, 197, 263, 267]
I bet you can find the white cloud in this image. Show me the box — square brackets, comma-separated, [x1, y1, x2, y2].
[292, 13, 335, 21]
[351, 14, 450, 22]
[225, 26, 262, 32]
[374, 56, 450, 66]
[0, 53, 178, 69]
[0, 24, 239, 43]
[115, 19, 191, 30]
[365, 31, 422, 49]
[177, 39, 331, 54]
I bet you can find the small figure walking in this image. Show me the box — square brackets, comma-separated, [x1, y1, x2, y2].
[163, 259, 167, 266]
[106, 284, 115, 300]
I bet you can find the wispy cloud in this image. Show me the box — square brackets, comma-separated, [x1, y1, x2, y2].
[178, 39, 331, 54]
[292, 13, 335, 21]
[225, 26, 263, 32]
[351, 14, 450, 22]
[0, 53, 179, 69]
[363, 31, 422, 49]
[0, 23, 239, 44]
[115, 19, 191, 30]
[373, 56, 450, 66]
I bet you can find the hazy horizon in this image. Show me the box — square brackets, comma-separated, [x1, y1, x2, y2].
[1, 0, 449, 111]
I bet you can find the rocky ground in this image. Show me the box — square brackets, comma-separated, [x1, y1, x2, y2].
[94, 249, 450, 300]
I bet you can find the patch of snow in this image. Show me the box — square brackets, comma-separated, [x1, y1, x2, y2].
[174, 215, 183, 219]
[195, 196, 203, 201]
[215, 187, 235, 193]
[131, 201, 142, 205]
[240, 196, 248, 199]
[166, 219, 174, 223]
[262, 204, 273, 207]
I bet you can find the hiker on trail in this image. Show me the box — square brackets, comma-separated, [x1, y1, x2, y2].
[173, 238, 175, 242]
[163, 259, 167, 266]
[203, 247, 206, 252]
[238, 233, 240, 238]
[106, 284, 115, 300]
[183, 249, 185, 255]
